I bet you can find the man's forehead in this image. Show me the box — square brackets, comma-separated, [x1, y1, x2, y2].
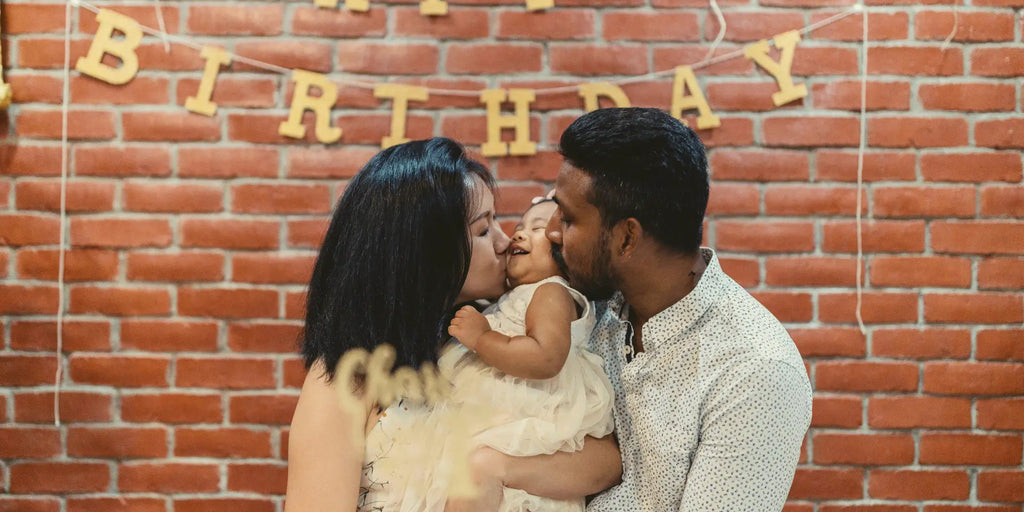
[554, 163, 592, 205]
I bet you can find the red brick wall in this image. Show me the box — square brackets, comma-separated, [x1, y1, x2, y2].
[2, 0, 1022, 510]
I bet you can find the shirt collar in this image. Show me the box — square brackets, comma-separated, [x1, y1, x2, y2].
[609, 248, 726, 354]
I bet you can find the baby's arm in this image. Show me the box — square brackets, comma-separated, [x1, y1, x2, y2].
[448, 282, 575, 379]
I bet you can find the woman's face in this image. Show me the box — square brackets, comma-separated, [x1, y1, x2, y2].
[457, 181, 510, 303]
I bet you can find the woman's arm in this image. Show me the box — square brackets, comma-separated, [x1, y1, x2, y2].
[449, 282, 575, 379]
[285, 362, 371, 512]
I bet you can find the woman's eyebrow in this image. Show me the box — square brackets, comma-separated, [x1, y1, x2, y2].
[470, 210, 492, 224]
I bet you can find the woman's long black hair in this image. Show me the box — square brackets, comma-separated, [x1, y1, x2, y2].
[302, 138, 494, 379]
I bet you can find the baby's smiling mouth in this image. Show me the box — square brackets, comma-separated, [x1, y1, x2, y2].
[510, 248, 530, 256]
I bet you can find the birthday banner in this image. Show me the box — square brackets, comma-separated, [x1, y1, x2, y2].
[56, 2, 853, 157]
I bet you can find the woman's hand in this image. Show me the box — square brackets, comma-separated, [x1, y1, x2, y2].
[444, 447, 507, 512]
[448, 305, 491, 351]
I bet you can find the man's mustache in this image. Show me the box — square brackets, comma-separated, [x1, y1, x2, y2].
[551, 243, 569, 277]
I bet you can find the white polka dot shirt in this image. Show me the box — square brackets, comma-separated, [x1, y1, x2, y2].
[586, 248, 812, 512]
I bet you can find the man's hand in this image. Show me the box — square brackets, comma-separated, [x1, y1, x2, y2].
[448, 306, 491, 352]
[444, 447, 507, 512]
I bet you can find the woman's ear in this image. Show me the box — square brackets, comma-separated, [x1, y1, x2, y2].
[612, 218, 643, 259]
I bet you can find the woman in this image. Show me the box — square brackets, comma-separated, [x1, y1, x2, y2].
[285, 138, 620, 511]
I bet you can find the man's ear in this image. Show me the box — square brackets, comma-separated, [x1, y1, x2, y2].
[611, 218, 643, 259]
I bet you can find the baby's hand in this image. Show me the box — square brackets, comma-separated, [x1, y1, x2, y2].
[448, 305, 490, 351]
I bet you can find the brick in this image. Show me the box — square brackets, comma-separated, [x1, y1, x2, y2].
[811, 11, 909, 40]
[789, 327, 865, 357]
[763, 116, 860, 147]
[176, 77, 278, 109]
[604, 12, 698, 41]
[16, 248, 119, 282]
[788, 468, 862, 500]
[822, 220, 926, 253]
[10, 320, 111, 352]
[16, 109, 116, 140]
[287, 219, 330, 249]
[921, 83, 1016, 112]
[123, 182, 224, 213]
[0, 285, 59, 315]
[916, 11, 1016, 42]
[812, 80, 911, 111]
[9, 74, 63, 103]
[922, 152, 1022, 183]
[78, 5, 180, 34]
[287, 147, 376, 179]
[293, 6, 387, 37]
[496, 184, 548, 216]
[869, 396, 971, 429]
[121, 320, 220, 352]
[817, 361, 918, 392]
[227, 464, 287, 494]
[922, 507, 1020, 512]
[173, 499, 275, 512]
[231, 183, 332, 214]
[66, 498, 165, 512]
[448, 44, 543, 74]
[791, 47, 860, 76]
[706, 82, 802, 112]
[814, 433, 914, 465]
[0, 427, 62, 458]
[496, 151, 562, 181]
[178, 287, 279, 319]
[14, 391, 112, 423]
[816, 150, 916, 182]
[121, 393, 222, 424]
[176, 358, 276, 389]
[977, 398, 1024, 430]
[971, 48, 1024, 78]
[338, 42, 439, 74]
[809, 395, 862, 428]
[15, 179, 116, 212]
[118, 463, 219, 493]
[869, 117, 969, 148]
[283, 357, 307, 389]
[69, 286, 171, 316]
[932, 221, 1024, 255]
[0, 213, 60, 246]
[126, 252, 225, 283]
[766, 257, 860, 287]
[549, 44, 648, 76]
[495, 10, 592, 40]
[874, 186, 974, 218]
[924, 362, 1024, 395]
[67, 427, 168, 458]
[977, 119, 1024, 149]
[16, 38, 91, 70]
[654, 45, 752, 76]
[764, 185, 865, 216]
[392, 7, 490, 39]
[749, 292, 813, 322]
[868, 47, 963, 75]
[5, 3, 67, 34]
[872, 329, 971, 359]
[0, 498, 59, 512]
[69, 355, 170, 387]
[333, 114, 433, 146]
[229, 394, 299, 425]
[920, 433, 1022, 466]
[74, 146, 172, 177]
[285, 291, 306, 320]
[70, 76, 170, 105]
[870, 256, 972, 288]
[819, 292, 919, 324]
[717, 256, 760, 287]
[869, 470, 969, 500]
[9, 462, 110, 493]
[235, 41, 332, 73]
[228, 113, 317, 144]
[0, 144, 63, 176]
[187, 4, 283, 35]
[180, 218, 280, 250]
[977, 329, 1024, 361]
[175, 428, 273, 458]
[978, 471, 1024, 502]
[122, 112, 221, 142]
[925, 293, 1023, 324]
[232, 254, 315, 285]
[715, 221, 814, 253]
[179, 147, 280, 179]
[706, 184, 760, 216]
[228, 322, 303, 353]
[981, 186, 1024, 218]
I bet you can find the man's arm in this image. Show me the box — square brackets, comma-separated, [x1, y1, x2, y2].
[680, 359, 812, 511]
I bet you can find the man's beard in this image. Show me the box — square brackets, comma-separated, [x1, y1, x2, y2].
[552, 231, 617, 301]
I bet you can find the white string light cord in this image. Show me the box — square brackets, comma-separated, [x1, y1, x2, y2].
[71, 0, 860, 97]
[855, 1, 867, 336]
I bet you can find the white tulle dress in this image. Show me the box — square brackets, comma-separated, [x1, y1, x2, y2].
[358, 276, 615, 512]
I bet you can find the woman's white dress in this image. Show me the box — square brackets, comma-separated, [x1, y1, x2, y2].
[358, 276, 615, 512]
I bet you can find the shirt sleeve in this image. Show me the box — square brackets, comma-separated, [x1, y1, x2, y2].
[679, 358, 812, 512]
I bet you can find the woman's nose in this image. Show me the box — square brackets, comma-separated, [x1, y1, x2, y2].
[545, 209, 563, 245]
[494, 225, 511, 253]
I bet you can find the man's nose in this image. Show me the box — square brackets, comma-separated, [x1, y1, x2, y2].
[545, 209, 563, 245]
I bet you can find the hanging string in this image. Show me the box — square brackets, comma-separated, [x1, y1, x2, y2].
[73, 0, 859, 97]
[704, 0, 727, 62]
[152, 0, 171, 53]
[854, 1, 867, 336]
[941, 0, 959, 50]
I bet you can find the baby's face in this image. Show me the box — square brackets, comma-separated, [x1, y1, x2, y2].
[506, 201, 561, 287]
